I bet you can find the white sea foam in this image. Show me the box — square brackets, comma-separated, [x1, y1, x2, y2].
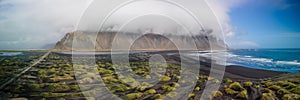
[247, 58, 273, 62]
[244, 56, 252, 58]
[276, 60, 300, 65]
[226, 53, 238, 57]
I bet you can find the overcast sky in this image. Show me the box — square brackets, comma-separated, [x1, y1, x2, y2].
[0, 0, 299, 49]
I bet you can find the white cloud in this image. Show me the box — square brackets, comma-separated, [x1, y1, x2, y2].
[0, 0, 91, 49]
[0, 0, 246, 49]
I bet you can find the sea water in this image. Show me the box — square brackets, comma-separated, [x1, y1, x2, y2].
[227, 48, 300, 73]
[0, 52, 23, 56]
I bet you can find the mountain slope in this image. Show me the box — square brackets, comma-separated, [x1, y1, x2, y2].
[54, 31, 227, 51]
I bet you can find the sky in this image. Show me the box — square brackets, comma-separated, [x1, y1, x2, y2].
[0, 0, 299, 50]
[227, 0, 300, 48]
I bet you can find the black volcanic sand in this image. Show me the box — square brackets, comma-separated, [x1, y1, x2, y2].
[225, 65, 284, 80]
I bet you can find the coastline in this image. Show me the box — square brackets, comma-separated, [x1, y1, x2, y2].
[224, 65, 285, 81]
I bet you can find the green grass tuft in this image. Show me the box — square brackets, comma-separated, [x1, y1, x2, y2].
[224, 78, 233, 83]
[161, 76, 171, 82]
[282, 94, 300, 100]
[126, 92, 143, 100]
[261, 93, 275, 100]
[225, 88, 238, 95]
[229, 82, 244, 91]
[236, 90, 248, 99]
[243, 81, 253, 87]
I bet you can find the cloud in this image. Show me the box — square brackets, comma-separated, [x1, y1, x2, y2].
[206, 0, 247, 37]
[0, 0, 245, 49]
[0, 0, 91, 49]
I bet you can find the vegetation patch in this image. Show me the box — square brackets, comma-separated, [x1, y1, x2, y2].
[225, 88, 238, 95]
[229, 82, 244, 91]
[243, 81, 253, 87]
[236, 90, 248, 99]
[261, 93, 275, 100]
[282, 94, 300, 100]
[126, 92, 143, 100]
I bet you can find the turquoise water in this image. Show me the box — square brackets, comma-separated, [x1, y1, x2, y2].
[227, 48, 300, 73]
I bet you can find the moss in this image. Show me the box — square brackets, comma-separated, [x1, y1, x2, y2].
[121, 77, 139, 87]
[268, 85, 281, 91]
[194, 86, 200, 91]
[102, 76, 118, 83]
[126, 93, 143, 100]
[290, 85, 300, 94]
[190, 80, 195, 84]
[134, 68, 148, 76]
[109, 84, 130, 92]
[275, 81, 296, 90]
[98, 68, 114, 75]
[145, 75, 151, 79]
[85, 97, 95, 100]
[282, 94, 300, 100]
[197, 80, 202, 84]
[137, 86, 147, 91]
[236, 90, 248, 99]
[188, 93, 195, 98]
[243, 81, 253, 87]
[224, 78, 233, 83]
[211, 91, 223, 97]
[275, 81, 286, 86]
[141, 82, 153, 87]
[212, 79, 220, 83]
[27, 84, 42, 91]
[47, 83, 70, 92]
[207, 77, 214, 81]
[145, 89, 156, 94]
[262, 88, 274, 94]
[229, 82, 244, 91]
[224, 85, 228, 88]
[175, 75, 181, 80]
[162, 85, 175, 91]
[58, 98, 65, 100]
[225, 88, 238, 95]
[172, 82, 180, 88]
[283, 82, 297, 90]
[277, 88, 290, 95]
[151, 94, 164, 99]
[261, 93, 275, 100]
[161, 76, 171, 82]
[40, 92, 67, 97]
[256, 85, 260, 89]
[262, 81, 273, 87]
[167, 92, 178, 98]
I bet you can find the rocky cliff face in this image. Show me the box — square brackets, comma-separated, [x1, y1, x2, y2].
[54, 31, 227, 51]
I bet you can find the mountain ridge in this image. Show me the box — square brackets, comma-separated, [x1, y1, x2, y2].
[53, 31, 227, 51]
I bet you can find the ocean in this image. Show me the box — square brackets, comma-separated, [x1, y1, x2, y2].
[226, 48, 300, 73]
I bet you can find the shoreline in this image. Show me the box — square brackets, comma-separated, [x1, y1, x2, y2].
[224, 65, 285, 81]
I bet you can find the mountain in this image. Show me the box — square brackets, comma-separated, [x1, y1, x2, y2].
[53, 31, 227, 51]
